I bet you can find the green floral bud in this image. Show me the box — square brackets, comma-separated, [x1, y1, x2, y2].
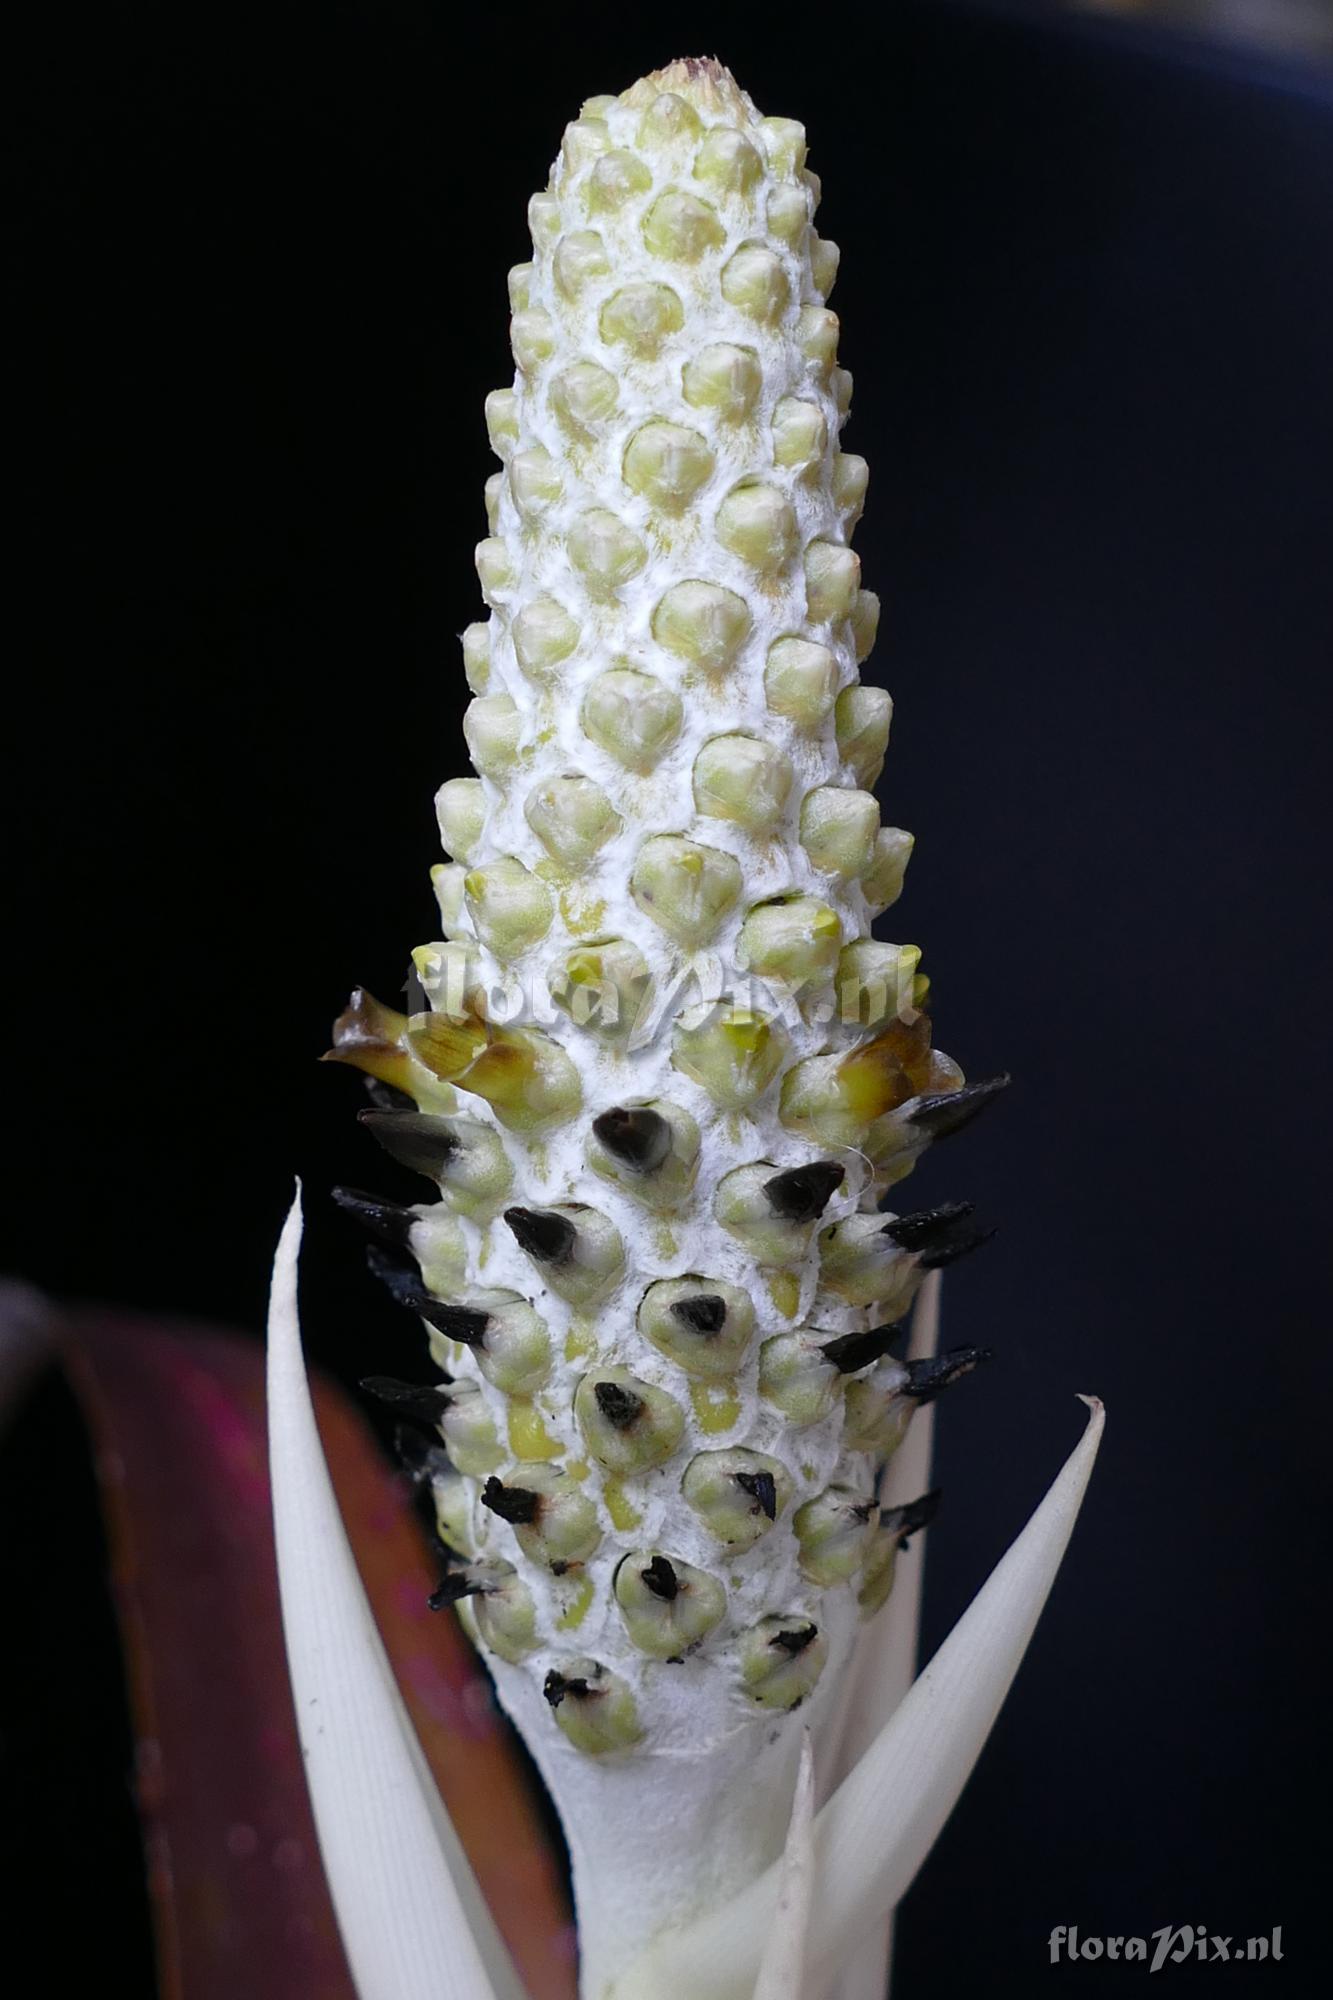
[587, 1100, 700, 1211]
[436, 1380, 504, 1478]
[551, 359, 619, 435]
[692, 734, 793, 833]
[503, 1202, 626, 1309]
[600, 282, 685, 355]
[474, 536, 517, 603]
[580, 667, 683, 772]
[832, 451, 869, 528]
[436, 1289, 550, 1397]
[714, 1158, 844, 1266]
[435, 777, 487, 864]
[471, 1561, 539, 1664]
[586, 149, 652, 213]
[861, 826, 915, 915]
[554, 229, 610, 300]
[809, 234, 840, 298]
[510, 308, 556, 372]
[837, 939, 921, 1028]
[715, 481, 798, 574]
[631, 835, 742, 948]
[613, 1552, 727, 1658]
[527, 194, 563, 249]
[759, 115, 807, 173]
[652, 580, 752, 673]
[484, 387, 518, 460]
[483, 1465, 601, 1569]
[484, 473, 502, 533]
[463, 693, 522, 779]
[682, 1447, 792, 1549]
[842, 1360, 913, 1458]
[642, 189, 725, 261]
[524, 773, 622, 870]
[805, 540, 861, 623]
[818, 1213, 922, 1312]
[637, 90, 702, 151]
[426, 1462, 473, 1556]
[560, 117, 609, 172]
[671, 1004, 788, 1109]
[758, 1330, 843, 1427]
[460, 621, 491, 695]
[574, 1367, 686, 1474]
[858, 1495, 940, 1617]
[622, 420, 716, 511]
[637, 1276, 756, 1379]
[410, 1206, 471, 1299]
[796, 306, 840, 369]
[850, 589, 881, 663]
[766, 184, 809, 246]
[363, 1109, 512, 1218]
[794, 1484, 876, 1585]
[458, 1026, 582, 1134]
[694, 125, 763, 195]
[509, 443, 563, 517]
[835, 684, 892, 787]
[721, 242, 789, 323]
[568, 508, 648, 595]
[550, 937, 653, 1040]
[772, 396, 828, 474]
[831, 365, 854, 415]
[544, 1659, 642, 1756]
[738, 1616, 828, 1710]
[507, 262, 532, 312]
[463, 858, 553, 958]
[764, 635, 840, 728]
[739, 894, 842, 991]
[799, 786, 881, 881]
[429, 862, 469, 939]
[681, 342, 763, 422]
[512, 595, 580, 680]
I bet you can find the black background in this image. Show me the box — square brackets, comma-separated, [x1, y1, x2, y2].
[6, 0, 1330, 1991]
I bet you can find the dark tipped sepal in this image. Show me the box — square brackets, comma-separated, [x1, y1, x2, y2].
[592, 1106, 671, 1175]
[359, 1108, 460, 1180]
[904, 1346, 993, 1402]
[764, 1160, 846, 1222]
[427, 1566, 493, 1611]
[639, 1556, 679, 1601]
[907, 1074, 1010, 1141]
[669, 1294, 728, 1335]
[361, 1374, 454, 1427]
[366, 1246, 490, 1347]
[543, 1669, 593, 1707]
[481, 1476, 541, 1526]
[882, 1488, 942, 1547]
[735, 1469, 778, 1520]
[770, 1621, 819, 1656]
[593, 1380, 645, 1430]
[332, 1184, 419, 1249]
[819, 1323, 902, 1374]
[881, 1201, 974, 1252]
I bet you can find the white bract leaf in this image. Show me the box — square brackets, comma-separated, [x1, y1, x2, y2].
[618, 1395, 1105, 2000]
[825, 1270, 941, 2000]
[266, 1190, 525, 2000]
[752, 1731, 815, 2000]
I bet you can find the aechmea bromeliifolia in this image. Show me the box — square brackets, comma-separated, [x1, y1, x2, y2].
[269, 54, 1103, 2000]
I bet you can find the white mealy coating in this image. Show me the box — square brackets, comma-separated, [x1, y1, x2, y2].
[343, 56, 969, 1991]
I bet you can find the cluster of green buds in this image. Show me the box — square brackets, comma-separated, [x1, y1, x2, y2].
[327, 55, 1006, 1977]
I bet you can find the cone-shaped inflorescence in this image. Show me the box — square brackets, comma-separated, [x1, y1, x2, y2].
[328, 54, 1003, 1994]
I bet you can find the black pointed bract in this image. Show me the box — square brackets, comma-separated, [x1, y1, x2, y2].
[544, 1669, 594, 1707]
[593, 1380, 644, 1429]
[481, 1476, 541, 1525]
[361, 1374, 454, 1427]
[427, 1568, 491, 1611]
[771, 1621, 818, 1656]
[907, 1074, 1010, 1139]
[763, 1159, 845, 1222]
[365, 1246, 490, 1346]
[735, 1469, 778, 1519]
[819, 1323, 901, 1374]
[881, 1200, 974, 1251]
[504, 1205, 578, 1266]
[359, 1108, 460, 1180]
[640, 1555, 679, 1601]
[332, 1184, 419, 1249]
[670, 1293, 728, 1335]
[592, 1106, 672, 1175]
[883, 1488, 942, 1546]
[918, 1224, 997, 1271]
[905, 1346, 993, 1402]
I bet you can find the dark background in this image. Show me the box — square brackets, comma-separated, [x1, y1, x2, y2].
[6, 0, 1330, 1991]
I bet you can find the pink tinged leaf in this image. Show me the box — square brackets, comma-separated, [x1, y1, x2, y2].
[623, 1395, 1106, 2000]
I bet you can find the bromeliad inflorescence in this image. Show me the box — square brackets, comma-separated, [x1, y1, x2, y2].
[307, 54, 1050, 2000]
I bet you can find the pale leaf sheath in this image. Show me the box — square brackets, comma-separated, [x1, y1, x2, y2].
[620, 1396, 1105, 1999]
[267, 1189, 525, 2000]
